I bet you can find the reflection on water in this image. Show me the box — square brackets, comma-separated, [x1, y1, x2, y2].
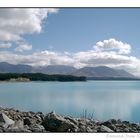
[0, 81, 140, 122]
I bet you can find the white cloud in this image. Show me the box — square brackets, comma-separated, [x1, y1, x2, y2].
[0, 31, 22, 41]
[0, 8, 58, 42]
[73, 50, 140, 76]
[0, 38, 140, 76]
[15, 44, 32, 52]
[1, 9, 138, 76]
[94, 38, 131, 54]
[0, 8, 58, 52]
[0, 43, 11, 48]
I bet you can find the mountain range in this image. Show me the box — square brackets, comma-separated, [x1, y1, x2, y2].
[0, 62, 135, 78]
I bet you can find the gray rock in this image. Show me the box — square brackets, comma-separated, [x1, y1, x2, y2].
[42, 112, 77, 132]
[78, 125, 87, 132]
[86, 126, 94, 132]
[24, 125, 30, 130]
[13, 120, 24, 129]
[0, 125, 3, 132]
[91, 129, 97, 132]
[102, 119, 117, 126]
[117, 119, 122, 124]
[2, 108, 140, 133]
[131, 123, 139, 128]
[116, 129, 121, 132]
[26, 112, 32, 117]
[122, 121, 130, 125]
[64, 116, 78, 125]
[109, 119, 118, 124]
[109, 124, 117, 131]
[2, 120, 32, 132]
[0, 113, 15, 128]
[115, 123, 123, 127]
[101, 120, 117, 131]
[98, 125, 114, 132]
[33, 115, 42, 123]
[23, 118, 32, 125]
[123, 128, 130, 132]
[29, 124, 46, 132]
[4, 128, 32, 132]
[34, 115, 42, 120]
[101, 121, 111, 127]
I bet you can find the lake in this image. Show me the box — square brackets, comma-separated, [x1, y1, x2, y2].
[0, 81, 140, 122]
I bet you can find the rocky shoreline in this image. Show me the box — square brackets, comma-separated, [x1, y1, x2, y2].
[0, 107, 140, 132]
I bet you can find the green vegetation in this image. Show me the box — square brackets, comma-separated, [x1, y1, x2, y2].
[0, 73, 86, 81]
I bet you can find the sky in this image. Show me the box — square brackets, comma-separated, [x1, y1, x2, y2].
[0, 8, 140, 76]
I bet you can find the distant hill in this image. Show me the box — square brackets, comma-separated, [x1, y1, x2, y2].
[0, 62, 135, 78]
[34, 65, 77, 74]
[0, 62, 32, 73]
[71, 66, 134, 78]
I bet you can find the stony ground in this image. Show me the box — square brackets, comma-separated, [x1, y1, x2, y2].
[0, 107, 140, 132]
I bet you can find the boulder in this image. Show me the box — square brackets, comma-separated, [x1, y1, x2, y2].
[77, 125, 93, 132]
[64, 116, 78, 125]
[98, 125, 114, 132]
[101, 120, 117, 131]
[33, 114, 42, 123]
[23, 118, 32, 125]
[0, 113, 15, 128]
[4, 127, 31, 132]
[123, 127, 130, 132]
[42, 112, 77, 132]
[13, 120, 24, 129]
[29, 124, 46, 132]
[35, 112, 45, 121]
[2, 119, 32, 132]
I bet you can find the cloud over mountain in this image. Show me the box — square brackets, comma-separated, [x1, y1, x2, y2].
[0, 38, 140, 76]
[0, 9, 139, 76]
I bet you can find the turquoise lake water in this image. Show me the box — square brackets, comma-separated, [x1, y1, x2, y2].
[0, 81, 140, 122]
